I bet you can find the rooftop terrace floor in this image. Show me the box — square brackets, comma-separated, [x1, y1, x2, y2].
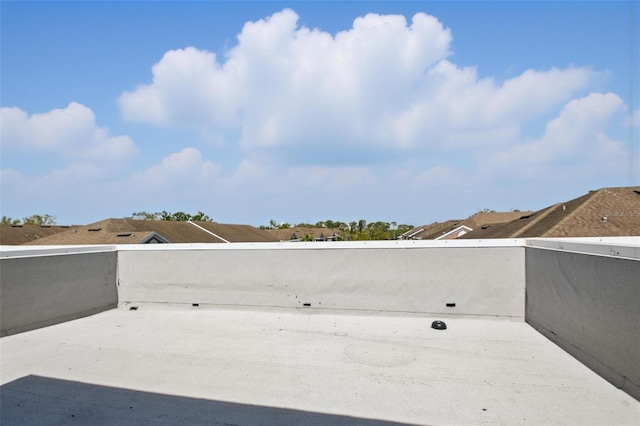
[2, 306, 638, 425]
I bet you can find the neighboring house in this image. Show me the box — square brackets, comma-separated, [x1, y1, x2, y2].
[401, 220, 463, 240]
[18, 218, 279, 245]
[402, 211, 530, 240]
[437, 225, 474, 240]
[460, 186, 640, 239]
[0, 225, 80, 245]
[23, 229, 170, 245]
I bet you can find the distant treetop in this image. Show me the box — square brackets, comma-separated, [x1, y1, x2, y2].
[2, 214, 56, 226]
[130, 211, 213, 222]
[260, 218, 414, 240]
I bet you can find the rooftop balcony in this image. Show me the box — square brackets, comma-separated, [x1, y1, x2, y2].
[1, 238, 639, 425]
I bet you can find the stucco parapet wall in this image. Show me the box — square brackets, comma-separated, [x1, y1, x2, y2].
[0, 248, 118, 336]
[116, 240, 527, 318]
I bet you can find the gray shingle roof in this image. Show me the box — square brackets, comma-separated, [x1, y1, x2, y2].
[460, 186, 640, 238]
[19, 219, 279, 245]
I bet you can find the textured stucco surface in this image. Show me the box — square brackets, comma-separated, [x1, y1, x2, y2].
[118, 246, 525, 318]
[0, 251, 117, 336]
[526, 247, 640, 400]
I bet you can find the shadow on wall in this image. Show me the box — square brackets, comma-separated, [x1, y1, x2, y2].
[1, 375, 415, 426]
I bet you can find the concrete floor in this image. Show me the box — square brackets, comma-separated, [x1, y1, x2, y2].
[1, 306, 638, 425]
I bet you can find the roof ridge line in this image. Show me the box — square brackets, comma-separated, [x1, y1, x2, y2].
[512, 203, 563, 238]
[187, 221, 230, 243]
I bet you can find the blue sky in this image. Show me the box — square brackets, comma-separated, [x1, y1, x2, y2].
[1, 1, 638, 227]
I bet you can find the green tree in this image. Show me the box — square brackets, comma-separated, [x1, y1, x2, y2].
[171, 211, 192, 222]
[131, 210, 212, 222]
[191, 211, 212, 222]
[356, 221, 389, 240]
[368, 221, 390, 232]
[159, 210, 173, 221]
[22, 214, 56, 226]
[1, 216, 21, 225]
[334, 221, 349, 232]
[348, 221, 357, 233]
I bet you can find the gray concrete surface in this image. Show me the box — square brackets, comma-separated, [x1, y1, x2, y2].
[118, 244, 525, 318]
[2, 306, 638, 425]
[0, 250, 117, 336]
[526, 247, 640, 400]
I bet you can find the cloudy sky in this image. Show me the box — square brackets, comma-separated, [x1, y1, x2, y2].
[1, 1, 638, 226]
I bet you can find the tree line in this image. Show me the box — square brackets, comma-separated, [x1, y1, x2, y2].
[129, 211, 213, 222]
[1, 214, 57, 226]
[1, 211, 214, 226]
[261, 219, 414, 240]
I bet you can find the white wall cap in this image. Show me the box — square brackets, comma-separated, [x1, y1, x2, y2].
[526, 237, 640, 260]
[115, 238, 526, 252]
[0, 245, 116, 259]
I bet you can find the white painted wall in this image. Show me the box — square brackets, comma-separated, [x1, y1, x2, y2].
[526, 247, 640, 400]
[0, 250, 118, 336]
[117, 244, 526, 318]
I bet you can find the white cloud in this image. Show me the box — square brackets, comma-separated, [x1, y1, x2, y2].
[129, 147, 220, 188]
[120, 9, 598, 163]
[0, 102, 138, 161]
[119, 48, 241, 129]
[1, 163, 106, 189]
[413, 166, 456, 186]
[487, 93, 627, 179]
[3, 9, 634, 226]
[626, 109, 640, 127]
[0, 161, 122, 224]
[1, 148, 219, 223]
[283, 165, 376, 190]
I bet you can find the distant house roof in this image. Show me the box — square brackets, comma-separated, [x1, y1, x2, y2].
[194, 222, 280, 243]
[20, 219, 279, 245]
[403, 211, 530, 240]
[22, 230, 170, 245]
[460, 186, 640, 239]
[0, 225, 79, 245]
[402, 220, 463, 240]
